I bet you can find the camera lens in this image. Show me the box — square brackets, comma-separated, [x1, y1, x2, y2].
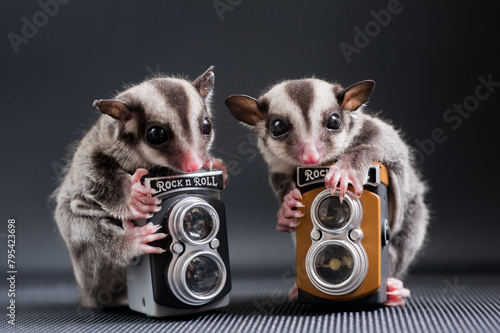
[310, 189, 363, 235]
[185, 255, 222, 296]
[314, 243, 354, 285]
[183, 207, 214, 242]
[169, 197, 220, 245]
[316, 196, 351, 230]
[168, 250, 227, 306]
[306, 239, 368, 295]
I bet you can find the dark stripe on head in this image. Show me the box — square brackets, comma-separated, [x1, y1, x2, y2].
[151, 79, 191, 141]
[258, 97, 270, 114]
[105, 113, 140, 148]
[285, 80, 314, 130]
[119, 131, 137, 147]
[332, 84, 344, 101]
[116, 92, 148, 145]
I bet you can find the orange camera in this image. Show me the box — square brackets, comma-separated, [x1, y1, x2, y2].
[296, 163, 390, 308]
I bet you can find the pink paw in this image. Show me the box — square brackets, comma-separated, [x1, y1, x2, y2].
[384, 277, 411, 307]
[123, 219, 167, 254]
[288, 283, 299, 301]
[324, 164, 364, 202]
[276, 188, 305, 233]
[127, 168, 162, 219]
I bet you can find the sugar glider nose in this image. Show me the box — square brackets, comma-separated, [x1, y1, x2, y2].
[180, 152, 203, 173]
[300, 143, 321, 165]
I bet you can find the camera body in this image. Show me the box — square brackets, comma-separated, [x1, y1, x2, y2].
[127, 168, 231, 317]
[296, 163, 390, 309]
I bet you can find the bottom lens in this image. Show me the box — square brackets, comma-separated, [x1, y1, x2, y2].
[306, 240, 368, 295]
[168, 250, 227, 306]
[314, 244, 354, 285]
[185, 256, 221, 296]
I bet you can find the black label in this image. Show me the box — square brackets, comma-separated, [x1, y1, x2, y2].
[296, 166, 331, 187]
[145, 170, 224, 195]
[296, 165, 380, 188]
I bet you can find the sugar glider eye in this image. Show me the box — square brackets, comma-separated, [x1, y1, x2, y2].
[270, 119, 288, 137]
[146, 127, 168, 145]
[326, 114, 342, 131]
[202, 117, 212, 136]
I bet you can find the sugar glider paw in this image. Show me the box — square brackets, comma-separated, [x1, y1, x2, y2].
[122, 219, 167, 254]
[288, 283, 299, 302]
[127, 168, 162, 219]
[384, 277, 411, 307]
[276, 188, 305, 233]
[324, 164, 364, 202]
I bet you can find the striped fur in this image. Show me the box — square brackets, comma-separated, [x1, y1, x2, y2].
[54, 67, 216, 307]
[226, 78, 429, 279]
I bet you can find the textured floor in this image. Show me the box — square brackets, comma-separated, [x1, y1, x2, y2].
[1, 272, 499, 333]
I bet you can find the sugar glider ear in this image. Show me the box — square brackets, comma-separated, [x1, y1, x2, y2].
[339, 80, 376, 111]
[193, 65, 215, 99]
[92, 99, 133, 122]
[225, 95, 266, 126]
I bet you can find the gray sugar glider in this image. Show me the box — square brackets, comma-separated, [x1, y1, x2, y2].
[225, 78, 429, 305]
[54, 66, 227, 308]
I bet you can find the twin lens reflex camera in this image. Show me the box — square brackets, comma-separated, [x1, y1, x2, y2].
[127, 168, 231, 317]
[295, 163, 391, 309]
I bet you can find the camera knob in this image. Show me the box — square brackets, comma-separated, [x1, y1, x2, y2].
[210, 238, 220, 249]
[382, 219, 390, 246]
[171, 242, 184, 254]
[349, 229, 363, 242]
[310, 229, 321, 241]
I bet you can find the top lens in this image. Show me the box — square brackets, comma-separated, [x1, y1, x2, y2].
[183, 207, 214, 241]
[316, 196, 351, 230]
[169, 197, 220, 245]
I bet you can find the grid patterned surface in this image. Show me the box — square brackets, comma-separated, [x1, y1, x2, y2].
[2, 273, 499, 333]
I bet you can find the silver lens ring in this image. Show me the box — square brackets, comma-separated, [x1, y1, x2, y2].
[310, 189, 363, 234]
[169, 197, 220, 245]
[305, 240, 368, 295]
[168, 250, 227, 306]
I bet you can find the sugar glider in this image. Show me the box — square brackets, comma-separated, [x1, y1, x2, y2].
[54, 66, 227, 308]
[225, 78, 429, 306]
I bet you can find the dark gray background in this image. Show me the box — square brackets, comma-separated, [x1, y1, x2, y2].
[1, 0, 499, 277]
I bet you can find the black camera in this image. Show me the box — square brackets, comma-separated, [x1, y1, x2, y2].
[127, 169, 231, 317]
